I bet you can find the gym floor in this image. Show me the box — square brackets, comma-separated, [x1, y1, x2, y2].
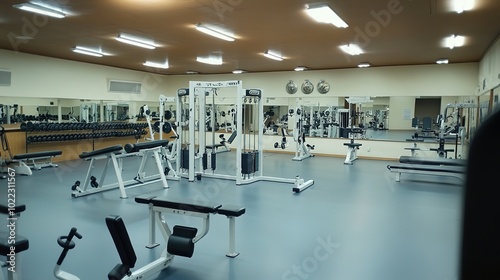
[1, 151, 463, 280]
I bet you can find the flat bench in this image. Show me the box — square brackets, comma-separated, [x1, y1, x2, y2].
[387, 164, 465, 182]
[399, 156, 466, 167]
[7, 150, 62, 175]
[135, 195, 245, 257]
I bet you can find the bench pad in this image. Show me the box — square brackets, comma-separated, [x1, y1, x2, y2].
[399, 156, 466, 167]
[79, 145, 123, 159]
[218, 205, 246, 217]
[135, 195, 221, 214]
[13, 150, 62, 160]
[125, 140, 169, 153]
[387, 164, 464, 174]
[0, 204, 26, 215]
[0, 233, 29, 255]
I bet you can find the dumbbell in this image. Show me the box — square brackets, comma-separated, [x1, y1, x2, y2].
[90, 176, 99, 188]
[71, 181, 80, 191]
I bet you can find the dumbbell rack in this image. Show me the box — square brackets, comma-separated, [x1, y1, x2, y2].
[21, 122, 148, 153]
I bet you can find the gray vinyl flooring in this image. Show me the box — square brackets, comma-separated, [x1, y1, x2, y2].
[1, 151, 463, 280]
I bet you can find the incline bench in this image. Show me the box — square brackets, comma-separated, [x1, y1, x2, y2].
[135, 195, 246, 258]
[387, 156, 466, 182]
[71, 140, 169, 199]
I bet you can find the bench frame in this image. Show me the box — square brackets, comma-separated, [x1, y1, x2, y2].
[2, 151, 61, 176]
[72, 145, 168, 199]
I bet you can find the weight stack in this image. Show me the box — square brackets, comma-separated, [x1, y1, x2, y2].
[241, 152, 254, 175]
[181, 149, 189, 169]
[202, 152, 208, 170]
[211, 152, 217, 170]
[253, 150, 259, 172]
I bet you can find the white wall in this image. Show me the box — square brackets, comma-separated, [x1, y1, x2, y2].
[478, 36, 500, 94]
[1, 49, 478, 102]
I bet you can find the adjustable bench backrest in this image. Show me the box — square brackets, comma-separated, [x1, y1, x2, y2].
[106, 215, 137, 280]
[124, 139, 169, 153]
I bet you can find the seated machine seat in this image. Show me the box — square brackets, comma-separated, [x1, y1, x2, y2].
[0, 233, 29, 255]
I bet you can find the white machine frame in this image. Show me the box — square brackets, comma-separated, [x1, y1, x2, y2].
[292, 99, 315, 161]
[175, 80, 314, 190]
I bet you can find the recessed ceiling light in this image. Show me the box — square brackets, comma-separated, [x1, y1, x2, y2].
[186, 70, 199, 74]
[444, 35, 465, 49]
[358, 62, 371, 68]
[195, 23, 235, 41]
[263, 51, 283, 61]
[232, 69, 246, 74]
[294, 66, 308, 71]
[13, 2, 66, 18]
[116, 33, 157, 49]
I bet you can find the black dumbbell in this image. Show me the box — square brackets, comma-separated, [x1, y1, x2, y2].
[90, 176, 99, 188]
[71, 181, 80, 191]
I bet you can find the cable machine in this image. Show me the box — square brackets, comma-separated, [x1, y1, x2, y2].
[175, 80, 314, 190]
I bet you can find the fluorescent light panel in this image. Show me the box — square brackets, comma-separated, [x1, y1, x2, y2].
[306, 4, 348, 28]
[13, 2, 66, 18]
[445, 35, 465, 49]
[453, 0, 475, 13]
[263, 51, 283, 61]
[358, 63, 371, 68]
[116, 34, 156, 49]
[436, 59, 449, 64]
[195, 24, 235, 41]
[143, 61, 169, 69]
[197, 56, 223, 65]
[72, 46, 105, 57]
[294, 66, 307, 71]
[339, 44, 363, 55]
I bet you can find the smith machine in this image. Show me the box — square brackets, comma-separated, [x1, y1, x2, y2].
[174, 80, 314, 192]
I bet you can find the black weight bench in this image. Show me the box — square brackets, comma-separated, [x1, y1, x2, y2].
[73, 141, 169, 199]
[8, 150, 62, 176]
[399, 156, 466, 167]
[1, 204, 29, 280]
[387, 164, 465, 183]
